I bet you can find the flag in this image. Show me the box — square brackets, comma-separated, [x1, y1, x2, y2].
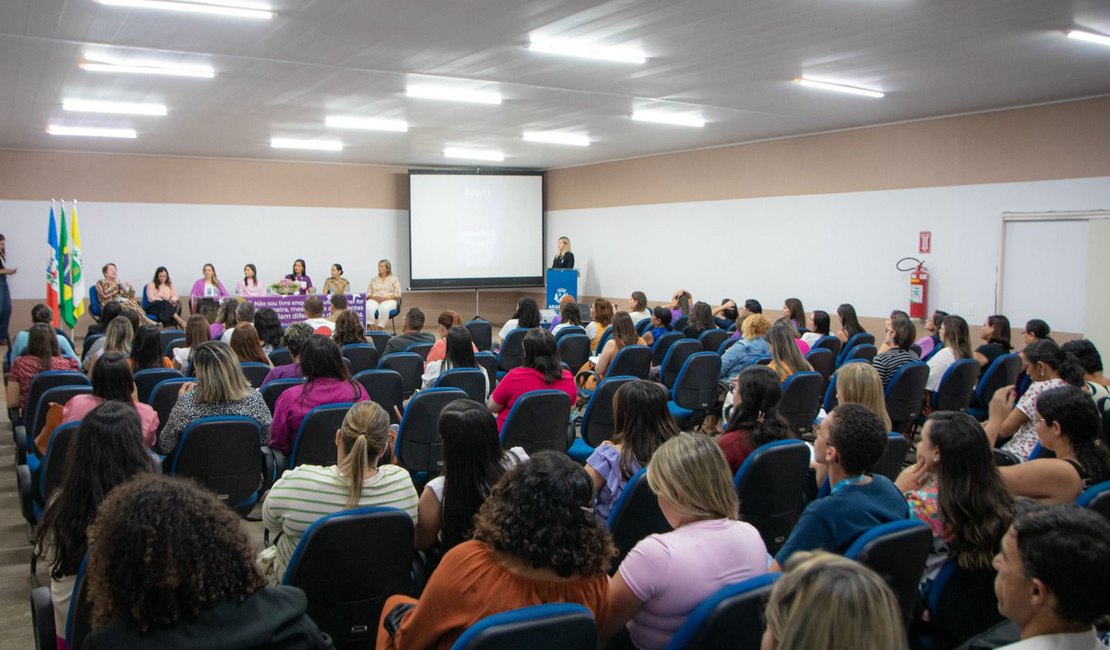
[69, 203, 86, 322]
[46, 204, 60, 327]
[59, 203, 75, 328]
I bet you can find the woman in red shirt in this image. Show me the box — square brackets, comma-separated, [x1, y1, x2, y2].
[6, 323, 79, 414]
[488, 329, 576, 430]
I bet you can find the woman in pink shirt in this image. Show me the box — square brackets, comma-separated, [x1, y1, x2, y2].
[488, 328, 576, 431]
[63, 352, 159, 448]
[270, 335, 369, 454]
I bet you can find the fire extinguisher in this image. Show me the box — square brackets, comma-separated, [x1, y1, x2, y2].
[897, 257, 928, 320]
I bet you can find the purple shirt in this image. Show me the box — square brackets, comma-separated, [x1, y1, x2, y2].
[269, 378, 369, 454]
[263, 362, 303, 385]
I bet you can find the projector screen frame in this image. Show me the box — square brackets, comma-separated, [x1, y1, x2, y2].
[407, 168, 546, 290]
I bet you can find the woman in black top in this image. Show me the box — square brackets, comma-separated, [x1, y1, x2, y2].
[974, 314, 1013, 371]
[552, 236, 574, 269]
[0, 233, 15, 345]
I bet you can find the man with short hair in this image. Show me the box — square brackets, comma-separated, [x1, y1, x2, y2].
[302, 296, 332, 335]
[992, 506, 1110, 649]
[383, 307, 435, 355]
[261, 322, 315, 384]
[11, 304, 79, 361]
[222, 300, 256, 344]
[771, 403, 908, 569]
[326, 294, 348, 323]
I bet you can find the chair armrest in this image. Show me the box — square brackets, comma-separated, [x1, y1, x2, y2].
[17, 464, 34, 525]
[14, 427, 29, 465]
[31, 585, 56, 650]
[261, 446, 285, 493]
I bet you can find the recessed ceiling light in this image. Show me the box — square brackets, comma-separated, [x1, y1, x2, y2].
[63, 99, 167, 116]
[406, 85, 502, 105]
[522, 131, 590, 147]
[631, 110, 705, 128]
[1067, 29, 1110, 48]
[93, 0, 273, 20]
[271, 138, 343, 152]
[48, 125, 137, 139]
[81, 52, 215, 78]
[444, 147, 504, 162]
[795, 77, 885, 98]
[325, 116, 409, 132]
[528, 37, 645, 64]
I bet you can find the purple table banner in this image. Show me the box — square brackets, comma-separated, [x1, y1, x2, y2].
[250, 293, 366, 327]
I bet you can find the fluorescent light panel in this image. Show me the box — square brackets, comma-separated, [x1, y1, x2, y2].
[406, 85, 501, 105]
[443, 147, 504, 162]
[523, 131, 590, 146]
[528, 37, 645, 64]
[93, 0, 273, 20]
[48, 125, 137, 138]
[631, 110, 705, 127]
[81, 52, 215, 78]
[1067, 30, 1110, 48]
[795, 77, 884, 98]
[325, 116, 408, 132]
[271, 138, 343, 152]
[63, 99, 167, 116]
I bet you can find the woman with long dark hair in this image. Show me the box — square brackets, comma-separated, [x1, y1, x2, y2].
[6, 322, 79, 413]
[230, 322, 272, 366]
[998, 386, 1110, 503]
[834, 303, 865, 344]
[253, 307, 283, 355]
[415, 400, 527, 552]
[974, 314, 1013, 370]
[551, 299, 583, 335]
[767, 318, 813, 381]
[63, 352, 159, 447]
[34, 401, 153, 646]
[800, 310, 831, 347]
[718, 366, 793, 473]
[129, 324, 171, 371]
[235, 263, 266, 298]
[284, 258, 313, 294]
[593, 311, 646, 380]
[496, 296, 541, 343]
[585, 380, 680, 522]
[488, 328, 575, 430]
[172, 314, 210, 372]
[925, 315, 972, 392]
[144, 266, 186, 327]
[421, 326, 487, 395]
[683, 301, 716, 339]
[270, 335, 369, 454]
[896, 411, 1015, 593]
[782, 298, 807, 333]
[331, 309, 368, 347]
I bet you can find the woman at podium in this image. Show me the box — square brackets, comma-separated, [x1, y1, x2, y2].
[552, 236, 575, 269]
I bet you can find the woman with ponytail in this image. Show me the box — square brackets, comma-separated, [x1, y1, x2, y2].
[261, 401, 418, 583]
[985, 338, 1085, 460]
[999, 386, 1110, 503]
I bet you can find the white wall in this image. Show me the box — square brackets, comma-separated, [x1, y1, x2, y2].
[546, 176, 1110, 328]
[0, 201, 408, 299]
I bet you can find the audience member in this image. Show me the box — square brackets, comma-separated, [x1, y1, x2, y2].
[365, 258, 402, 331]
[975, 314, 1014, 371]
[800, 309, 831, 347]
[210, 297, 237, 340]
[767, 318, 812, 380]
[156, 341, 271, 455]
[235, 263, 266, 298]
[414, 400, 527, 552]
[172, 314, 210, 372]
[718, 366, 792, 473]
[682, 301, 716, 339]
[1022, 319, 1052, 344]
[763, 552, 908, 650]
[189, 262, 229, 311]
[666, 289, 692, 321]
[782, 298, 807, 333]
[85, 313, 135, 373]
[551, 299, 583, 335]
[6, 323, 80, 413]
[641, 306, 673, 347]
[83, 299, 122, 343]
[591, 311, 646, 381]
[586, 298, 615, 350]
[129, 324, 172, 370]
[262, 401, 418, 582]
[269, 336, 368, 454]
[420, 326, 487, 395]
[719, 313, 771, 381]
[488, 328, 576, 430]
[603, 433, 768, 649]
[874, 314, 919, 386]
[62, 353, 159, 448]
[985, 339, 1084, 460]
[1061, 339, 1110, 401]
[834, 303, 865, 344]
[253, 307, 283, 355]
[10, 304, 78, 361]
[144, 266, 186, 328]
[321, 262, 348, 296]
[230, 322, 272, 366]
[711, 298, 738, 330]
[325, 293, 348, 323]
[496, 296, 541, 343]
[302, 295, 332, 335]
[585, 380, 679, 522]
[261, 322, 313, 384]
[835, 362, 893, 431]
[916, 309, 949, 359]
[547, 293, 577, 332]
[331, 309, 368, 347]
[221, 300, 255, 344]
[83, 474, 330, 648]
[926, 315, 972, 392]
[627, 291, 651, 324]
[772, 403, 907, 569]
[426, 310, 467, 363]
[377, 452, 613, 650]
[383, 307, 435, 355]
[33, 402, 154, 647]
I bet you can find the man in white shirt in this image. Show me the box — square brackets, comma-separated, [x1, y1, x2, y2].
[302, 295, 333, 335]
[992, 506, 1110, 649]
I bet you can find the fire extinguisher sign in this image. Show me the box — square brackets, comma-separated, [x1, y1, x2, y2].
[919, 231, 932, 254]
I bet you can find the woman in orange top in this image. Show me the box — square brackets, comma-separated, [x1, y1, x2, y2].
[377, 451, 613, 650]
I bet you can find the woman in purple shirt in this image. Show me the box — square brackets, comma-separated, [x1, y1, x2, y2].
[189, 262, 228, 310]
[269, 335, 368, 454]
[284, 258, 313, 295]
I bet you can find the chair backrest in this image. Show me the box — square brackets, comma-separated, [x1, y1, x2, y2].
[133, 368, 183, 404]
[596, 325, 614, 352]
[844, 343, 877, 365]
[805, 348, 835, 384]
[283, 507, 415, 647]
[554, 325, 587, 342]
[40, 421, 82, 509]
[974, 353, 1022, 407]
[474, 351, 499, 391]
[845, 519, 933, 620]
[268, 347, 293, 366]
[557, 334, 592, 374]
[607, 468, 673, 569]
[149, 377, 194, 431]
[158, 329, 185, 352]
[925, 560, 1004, 642]
[923, 342, 946, 362]
[24, 371, 90, 427]
[500, 389, 573, 454]
[450, 603, 597, 650]
[378, 352, 424, 398]
[673, 315, 689, 332]
[353, 369, 404, 424]
[81, 333, 104, 360]
[777, 371, 823, 435]
[163, 336, 187, 358]
[607, 344, 651, 380]
[883, 362, 930, 430]
[288, 403, 353, 469]
[992, 448, 1022, 466]
[734, 439, 811, 555]
[65, 555, 92, 650]
[434, 368, 487, 402]
[497, 328, 529, 372]
[366, 330, 392, 356]
[1077, 480, 1110, 521]
[260, 378, 305, 414]
[931, 358, 980, 411]
[812, 335, 842, 358]
[27, 386, 92, 444]
[717, 337, 738, 356]
[87, 286, 101, 318]
[822, 371, 839, 412]
[239, 362, 271, 388]
[698, 329, 729, 354]
[168, 415, 263, 514]
[836, 332, 876, 366]
[670, 353, 723, 422]
[665, 573, 780, 650]
[869, 433, 909, 482]
[581, 376, 637, 448]
[395, 388, 468, 474]
[651, 331, 685, 367]
[635, 318, 652, 336]
[660, 339, 702, 388]
[341, 343, 380, 374]
[406, 341, 433, 361]
[464, 319, 493, 351]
